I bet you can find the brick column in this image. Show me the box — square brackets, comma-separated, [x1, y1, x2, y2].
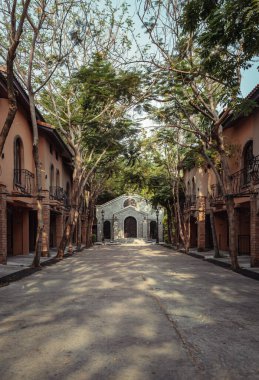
[197, 196, 206, 251]
[56, 211, 64, 247]
[0, 184, 7, 264]
[250, 195, 259, 267]
[77, 215, 82, 248]
[41, 190, 50, 257]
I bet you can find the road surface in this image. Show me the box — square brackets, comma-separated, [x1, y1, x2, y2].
[0, 244, 259, 380]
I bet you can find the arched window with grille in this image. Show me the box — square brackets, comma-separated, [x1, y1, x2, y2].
[56, 169, 60, 187]
[243, 141, 253, 185]
[14, 136, 24, 185]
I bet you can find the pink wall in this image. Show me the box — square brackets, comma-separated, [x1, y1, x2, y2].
[0, 98, 34, 193]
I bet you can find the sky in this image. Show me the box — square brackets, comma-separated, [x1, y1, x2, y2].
[119, 0, 259, 97]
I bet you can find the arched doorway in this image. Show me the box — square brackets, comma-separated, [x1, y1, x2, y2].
[150, 221, 157, 239]
[124, 216, 137, 238]
[103, 220, 111, 239]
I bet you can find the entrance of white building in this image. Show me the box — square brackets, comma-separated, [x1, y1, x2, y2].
[124, 216, 137, 238]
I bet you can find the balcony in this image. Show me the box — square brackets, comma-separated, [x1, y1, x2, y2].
[210, 155, 259, 201]
[230, 155, 259, 196]
[13, 169, 35, 195]
[210, 183, 224, 204]
[49, 186, 66, 202]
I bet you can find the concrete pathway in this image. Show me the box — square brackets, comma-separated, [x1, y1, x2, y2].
[0, 245, 259, 380]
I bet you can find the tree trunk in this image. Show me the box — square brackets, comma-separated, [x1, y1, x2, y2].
[28, 92, 44, 268]
[85, 200, 95, 248]
[225, 198, 240, 270]
[209, 208, 220, 258]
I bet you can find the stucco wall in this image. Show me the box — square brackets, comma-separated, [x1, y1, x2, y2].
[0, 98, 34, 195]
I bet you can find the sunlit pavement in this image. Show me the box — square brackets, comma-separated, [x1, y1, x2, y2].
[0, 245, 259, 380]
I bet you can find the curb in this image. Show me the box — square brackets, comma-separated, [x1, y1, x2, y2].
[0, 251, 77, 287]
[162, 244, 259, 282]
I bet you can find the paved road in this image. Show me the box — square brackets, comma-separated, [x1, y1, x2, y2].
[0, 244, 259, 380]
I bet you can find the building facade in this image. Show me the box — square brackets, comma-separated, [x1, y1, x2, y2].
[183, 84, 259, 267]
[0, 70, 85, 264]
[96, 195, 164, 243]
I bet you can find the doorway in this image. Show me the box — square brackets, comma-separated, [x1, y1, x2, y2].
[124, 216, 137, 238]
[103, 221, 111, 239]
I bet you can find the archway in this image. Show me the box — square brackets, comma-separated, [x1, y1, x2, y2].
[124, 216, 137, 238]
[103, 220, 111, 239]
[150, 220, 157, 239]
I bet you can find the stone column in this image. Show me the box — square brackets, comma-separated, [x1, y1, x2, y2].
[56, 211, 64, 247]
[197, 196, 206, 251]
[42, 190, 50, 257]
[143, 218, 147, 240]
[0, 183, 7, 264]
[250, 195, 259, 267]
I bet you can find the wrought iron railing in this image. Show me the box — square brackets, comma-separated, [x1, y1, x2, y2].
[13, 169, 35, 194]
[210, 155, 259, 200]
[184, 194, 196, 209]
[210, 183, 223, 202]
[49, 186, 66, 201]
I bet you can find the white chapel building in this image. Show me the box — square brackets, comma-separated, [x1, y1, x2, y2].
[96, 194, 164, 242]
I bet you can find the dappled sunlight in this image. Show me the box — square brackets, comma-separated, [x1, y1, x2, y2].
[210, 285, 240, 303]
[1, 243, 259, 379]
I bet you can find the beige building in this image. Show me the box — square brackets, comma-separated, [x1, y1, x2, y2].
[96, 195, 164, 243]
[183, 84, 259, 266]
[0, 71, 85, 263]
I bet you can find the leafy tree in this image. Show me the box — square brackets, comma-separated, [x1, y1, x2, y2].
[138, 0, 259, 270]
[41, 54, 142, 258]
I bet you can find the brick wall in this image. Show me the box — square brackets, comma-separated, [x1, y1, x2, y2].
[197, 196, 206, 251]
[250, 195, 259, 267]
[0, 184, 7, 264]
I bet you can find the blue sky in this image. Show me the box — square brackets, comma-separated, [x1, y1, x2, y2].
[120, 0, 259, 97]
[241, 64, 259, 96]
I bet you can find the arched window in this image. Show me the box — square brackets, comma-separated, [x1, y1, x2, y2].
[56, 169, 60, 187]
[191, 178, 196, 204]
[243, 141, 253, 185]
[187, 180, 190, 195]
[65, 181, 70, 207]
[50, 165, 54, 187]
[14, 137, 24, 184]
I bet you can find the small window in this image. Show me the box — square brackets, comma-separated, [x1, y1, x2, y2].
[50, 144, 53, 154]
[55, 151, 59, 160]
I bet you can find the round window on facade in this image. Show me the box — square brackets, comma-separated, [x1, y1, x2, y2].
[123, 198, 137, 208]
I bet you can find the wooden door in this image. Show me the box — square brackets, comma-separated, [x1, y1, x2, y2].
[124, 217, 137, 238]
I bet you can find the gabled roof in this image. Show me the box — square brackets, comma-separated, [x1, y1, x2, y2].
[222, 84, 259, 129]
[37, 120, 73, 161]
[0, 69, 73, 162]
[97, 194, 146, 208]
[113, 205, 148, 217]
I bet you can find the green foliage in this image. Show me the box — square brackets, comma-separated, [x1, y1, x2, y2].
[181, 0, 259, 85]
